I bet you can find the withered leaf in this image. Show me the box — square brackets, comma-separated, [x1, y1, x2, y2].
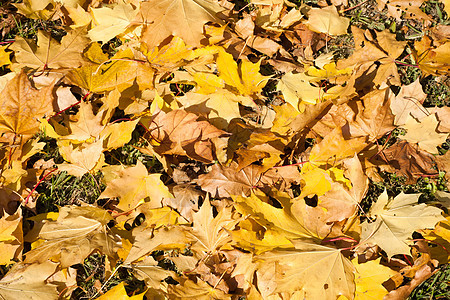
[10, 28, 89, 71]
[197, 162, 269, 198]
[146, 109, 229, 162]
[25, 205, 120, 268]
[0, 71, 54, 144]
[99, 161, 171, 212]
[137, 0, 226, 48]
[378, 141, 438, 184]
[0, 261, 59, 300]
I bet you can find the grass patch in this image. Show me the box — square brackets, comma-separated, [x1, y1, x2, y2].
[409, 263, 450, 299]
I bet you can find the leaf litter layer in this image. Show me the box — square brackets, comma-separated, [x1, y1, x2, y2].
[0, 0, 450, 299]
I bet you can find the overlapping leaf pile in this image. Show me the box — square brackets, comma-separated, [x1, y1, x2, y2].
[0, 0, 450, 299]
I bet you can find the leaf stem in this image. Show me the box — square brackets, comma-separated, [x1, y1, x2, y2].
[272, 161, 309, 168]
[395, 60, 420, 68]
[48, 92, 91, 121]
[340, 0, 369, 13]
[24, 168, 57, 204]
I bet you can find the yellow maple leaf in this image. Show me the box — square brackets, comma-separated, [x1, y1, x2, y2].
[10, 28, 89, 71]
[0, 210, 22, 265]
[338, 258, 397, 300]
[216, 48, 270, 96]
[57, 139, 105, 177]
[0, 46, 12, 68]
[0, 71, 55, 144]
[67, 48, 153, 93]
[88, 0, 139, 43]
[402, 114, 449, 154]
[99, 161, 172, 212]
[305, 5, 350, 36]
[136, 0, 226, 48]
[97, 282, 145, 300]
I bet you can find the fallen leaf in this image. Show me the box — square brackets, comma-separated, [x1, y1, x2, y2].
[390, 79, 429, 126]
[232, 191, 317, 242]
[168, 278, 231, 300]
[378, 140, 438, 184]
[337, 28, 406, 86]
[124, 225, 190, 264]
[360, 190, 445, 258]
[0, 45, 11, 67]
[255, 239, 355, 299]
[339, 258, 397, 300]
[57, 139, 105, 177]
[131, 256, 173, 289]
[0, 210, 23, 265]
[414, 37, 450, 76]
[25, 205, 119, 268]
[0, 261, 59, 300]
[88, 1, 139, 43]
[137, 0, 226, 48]
[0, 71, 55, 144]
[100, 161, 171, 212]
[197, 162, 269, 198]
[305, 6, 350, 36]
[401, 114, 449, 154]
[10, 28, 89, 71]
[349, 88, 396, 141]
[187, 198, 237, 255]
[216, 48, 270, 96]
[376, 0, 431, 20]
[96, 281, 145, 300]
[146, 109, 229, 162]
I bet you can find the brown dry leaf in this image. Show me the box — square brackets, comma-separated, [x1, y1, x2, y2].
[349, 88, 396, 141]
[309, 127, 368, 166]
[0, 71, 54, 144]
[163, 184, 202, 222]
[24, 205, 120, 268]
[137, 0, 226, 48]
[0, 261, 59, 300]
[99, 161, 172, 212]
[146, 109, 229, 162]
[384, 256, 438, 300]
[10, 28, 89, 71]
[197, 162, 270, 198]
[378, 140, 438, 184]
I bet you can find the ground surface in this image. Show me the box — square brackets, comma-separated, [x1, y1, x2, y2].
[0, 0, 450, 299]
